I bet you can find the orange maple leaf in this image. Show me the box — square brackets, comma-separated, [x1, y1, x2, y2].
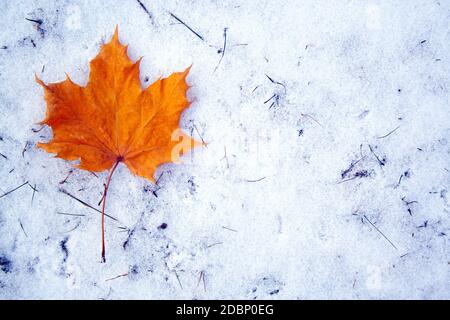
[36, 27, 202, 262]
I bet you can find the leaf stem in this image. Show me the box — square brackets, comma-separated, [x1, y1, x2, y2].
[101, 159, 120, 263]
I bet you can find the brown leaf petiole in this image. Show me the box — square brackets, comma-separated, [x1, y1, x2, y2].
[101, 158, 121, 263]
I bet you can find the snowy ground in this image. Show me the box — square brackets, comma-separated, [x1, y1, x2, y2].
[0, 0, 449, 300]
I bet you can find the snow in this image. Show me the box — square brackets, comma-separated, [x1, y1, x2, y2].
[0, 0, 449, 299]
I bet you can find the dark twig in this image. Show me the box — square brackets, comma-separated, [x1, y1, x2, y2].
[338, 170, 371, 184]
[266, 74, 286, 92]
[193, 123, 206, 146]
[264, 94, 276, 104]
[105, 273, 129, 282]
[31, 125, 45, 133]
[156, 172, 164, 185]
[136, 0, 154, 23]
[341, 158, 362, 179]
[395, 170, 410, 188]
[401, 196, 417, 216]
[197, 271, 206, 292]
[59, 189, 119, 222]
[368, 145, 386, 167]
[57, 212, 85, 217]
[19, 219, 28, 237]
[363, 215, 397, 250]
[0, 181, 29, 199]
[213, 28, 228, 72]
[59, 170, 73, 184]
[170, 12, 204, 41]
[25, 18, 43, 24]
[26, 17, 46, 37]
[22, 141, 29, 157]
[174, 271, 183, 289]
[30, 183, 37, 204]
[153, 172, 165, 197]
[252, 85, 260, 93]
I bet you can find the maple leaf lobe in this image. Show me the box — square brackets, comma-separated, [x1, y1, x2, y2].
[37, 27, 201, 182]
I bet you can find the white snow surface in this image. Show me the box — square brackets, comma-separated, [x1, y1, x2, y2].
[0, 0, 449, 299]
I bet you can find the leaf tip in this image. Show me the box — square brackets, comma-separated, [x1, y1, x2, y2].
[184, 64, 192, 76]
[113, 25, 120, 43]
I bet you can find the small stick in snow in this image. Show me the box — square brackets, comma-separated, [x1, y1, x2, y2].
[155, 172, 164, 196]
[57, 212, 85, 217]
[221, 146, 229, 169]
[395, 170, 410, 188]
[174, 271, 183, 289]
[245, 177, 266, 183]
[401, 197, 418, 216]
[213, 28, 228, 73]
[105, 273, 129, 282]
[207, 242, 223, 248]
[396, 174, 404, 188]
[98, 184, 106, 206]
[377, 126, 400, 139]
[22, 141, 30, 157]
[197, 271, 206, 292]
[59, 189, 119, 222]
[29, 183, 37, 204]
[222, 226, 237, 232]
[122, 224, 137, 250]
[300, 113, 323, 127]
[264, 93, 276, 104]
[363, 215, 397, 250]
[265, 74, 286, 92]
[63, 221, 82, 233]
[400, 253, 410, 258]
[192, 123, 206, 146]
[89, 171, 99, 178]
[26, 17, 46, 37]
[59, 169, 73, 184]
[19, 219, 28, 237]
[368, 144, 386, 167]
[149, 172, 164, 197]
[169, 12, 204, 41]
[136, 0, 154, 24]
[338, 170, 371, 184]
[341, 158, 362, 179]
[300, 113, 323, 128]
[25, 17, 42, 26]
[0, 181, 29, 199]
[0, 152, 7, 159]
[252, 85, 260, 93]
[156, 172, 164, 185]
